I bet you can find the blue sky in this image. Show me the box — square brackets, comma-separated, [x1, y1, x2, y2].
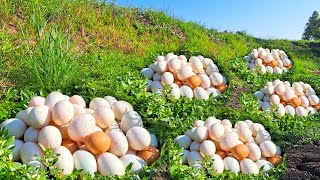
[108, 0, 320, 40]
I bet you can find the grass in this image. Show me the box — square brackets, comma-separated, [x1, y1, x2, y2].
[0, 0, 319, 179]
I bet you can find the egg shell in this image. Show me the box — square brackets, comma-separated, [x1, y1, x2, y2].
[85, 131, 111, 155]
[221, 119, 232, 129]
[192, 126, 208, 143]
[220, 132, 239, 151]
[69, 95, 86, 108]
[178, 55, 187, 62]
[191, 61, 204, 73]
[254, 91, 264, 100]
[296, 106, 308, 117]
[263, 95, 270, 102]
[190, 141, 201, 151]
[306, 88, 316, 97]
[160, 72, 174, 85]
[234, 121, 249, 130]
[150, 81, 164, 94]
[111, 101, 134, 121]
[52, 100, 74, 126]
[20, 142, 44, 164]
[154, 61, 168, 74]
[223, 157, 240, 173]
[105, 122, 121, 134]
[11, 139, 24, 161]
[290, 97, 302, 108]
[267, 155, 283, 167]
[255, 130, 271, 145]
[137, 147, 160, 165]
[73, 104, 86, 117]
[68, 113, 96, 142]
[243, 56, 251, 62]
[300, 96, 310, 108]
[28, 96, 45, 107]
[187, 151, 203, 166]
[260, 141, 276, 157]
[120, 154, 147, 174]
[237, 127, 253, 143]
[38, 126, 62, 149]
[73, 150, 97, 177]
[0, 118, 27, 139]
[54, 146, 74, 176]
[120, 111, 143, 133]
[180, 85, 193, 99]
[262, 102, 272, 112]
[103, 96, 117, 106]
[246, 142, 261, 161]
[92, 107, 115, 129]
[29, 105, 52, 129]
[44, 91, 65, 109]
[209, 72, 223, 86]
[201, 58, 213, 69]
[309, 95, 319, 105]
[140, 68, 154, 80]
[285, 105, 296, 116]
[168, 58, 181, 73]
[206, 87, 220, 98]
[250, 123, 265, 137]
[89, 97, 110, 110]
[96, 152, 125, 176]
[210, 154, 224, 174]
[193, 120, 204, 127]
[265, 85, 275, 96]
[270, 94, 280, 105]
[206, 63, 219, 75]
[186, 75, 201, 89]
[16, 108, 33, 127]
[164, 54, 175, 61]
[256, 160, 273, 172]
[62, 139, 79, 154]
[240, 158, 259, 175]
[231, 144, 249, 160]
[177, 66, 193, 81]
[193, 87, 209, 100]
[200, 140, 216, 156]
[204, 117, 221, 128]
[209, 122, 224, 140]
[179, 150, 190, 165]
[24, 126, 39, 142]
[276, 104, 286, 117]
[108, 130, 128, 156]
[169, 83, 181, 99]
[126, 127, 151, 151]
[306, 107, 317, 115]
[283, 89, 297, 102]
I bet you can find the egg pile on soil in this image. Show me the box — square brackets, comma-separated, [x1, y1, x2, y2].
[140, 53, 228, 100]
[255, 80, 319, 116]
[0, 92, 160, 177]
[174, 117, 282, 175]
[243, 48, 293, 74]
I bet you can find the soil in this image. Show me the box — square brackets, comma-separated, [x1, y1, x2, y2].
[283, 144, 320, 180]
[226, 84, 249, 110]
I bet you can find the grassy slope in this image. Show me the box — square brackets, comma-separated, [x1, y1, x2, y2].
[0, 0, 319, 179]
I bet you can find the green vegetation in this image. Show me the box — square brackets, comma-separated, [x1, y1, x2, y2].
[302, 11, 320, 40]
[0, 0, 319, 179]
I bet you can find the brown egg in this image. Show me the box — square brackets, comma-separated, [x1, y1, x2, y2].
[61, 139, 79, 154]
[216, 84, 228, 93]
[267, 155, 282, 167]
[137, 147, 160, 165]
[270, 60, 278, 67]
[314, 104, 320, 111]
[280, 101, 287, 106]
[290, 97, 302, 108]
[213, 139, 221, 150]
[84, 131, 111, 155]
[174, 80, 184, 87]
[186, 75, 201, 89]
[231, 144, 249, 160]
[215, 149, 228, 159]
[287, 65, 293, 70]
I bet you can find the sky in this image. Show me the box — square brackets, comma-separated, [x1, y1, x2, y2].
[108, 0, 320, 40]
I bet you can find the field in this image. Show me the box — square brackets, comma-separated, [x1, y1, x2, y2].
[0, 0, 319, 179]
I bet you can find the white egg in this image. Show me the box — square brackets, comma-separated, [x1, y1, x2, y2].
[262, 102, 272, 112]
[126, 127, 151, 151]
[140, 68, 154, 80]
[210, 154, 224, 174]
[44, 91, 65, 110]
[276, 104, 286, 116]
[24, 127, 39, 143]
[174, 135, 192, 149]
[237, 127, 253, 143]
[150, 81, 164, 94]
[54, 146, 74, 176]
[294, 86, 304, 96]
[28, 96, 45, 107]
[306, 88, 316, 97]
[296, 106, 308, 117]
[206, 63, 219, 75]
[200, 140, 216, 156]
[120, 111, 143, 133]
[234, 121, 249, 130]
[187, 151, 203, 166]
[198, 74, 211, 89]
[169, 83, 181, 99]
[182, 150, 190, 164]
[52, 100, 74, 126]
[308, 95, 319, 105]
[209, 73, 223, 86]
[38, 126, 62, 149]
[69, 95, 86, 108]
[154, 61, 168, 73]
[223, 157, 240, 173]
[97, 152, 125, 176]
[120, 154, 146, 174]
[306, 107, 317, 115]
[108, 130, 128, 156]
[152, 73, 161, 81]
[20, 142, 44, 164]
[220, 132, 239, 151]
[246, 142, 261, 161]
[28, 105, 51, 129]
[240, 158, 259, 174]
[0, 118, 27, 139]
[180, 85, 193, 99]
[89, 97, 110, 110]
[168, 57, 181, 73]
[146, 80, 153, 92]
[190, 141, 201, 152]
[93, 107, 116, 129]
[285, 105, 296, 116]
[263, 95, 270, 102]
[209, 122, 224, 140]
[103, 96, 117, 106]
[265, 85, 275, 96]
[260, 141, 276, 157]
[254, 91, 264, 100]
[250, 123, 265, 137]
[193, 87, 209, 100]
[68, 113, 96, 142]
[178, 55, 188, 62]
[160, 72, 174, 85]
[73, 150, 97, 177]
[300, 96, 310, 108]
[221, 119, 232, 129]
[270, 94, 280, 105]
[206, 87, 220, 98]
[164, 53, 176, 61]
[256, 160, 273, 172]
[255, 130, 271, 145]
[243, 56, 251, 62]
[274, 67, 283, 74]
[193, 120, 205, 127]
[11, 139, 24, 161]
[192, 126, 208, 142]
[111, 101, 134, 121]
[204, 117, 221, 128]
[177, 65, 193, 81]
[149, 134, 158, 148]
[201, 58, 213, 69]
[265, 66, 273, 73]
[191, 61, 204, 74]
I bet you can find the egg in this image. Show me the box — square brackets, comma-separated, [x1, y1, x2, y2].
[209, 72, 223, 86]
[187, 151, 203, 166]
[54, 146, 74, 176]
[140, 68, 154, 80]
[111, 101, 134, 121]
[186, 75, 201, 89]
[192, 126, 208, 143]
[73, 104, 86, 116]
[84, 131, 111, 155]
[215, 149, 227, 159]
[255, 130, 271, 145]
[270, 94, 280, 105]
[209, 122, 224, 140]
[0, 118, 27, 139]
[11, 139, 24, 161]
[61, 139, 80, 154]
[119, 111, 143, 133]
[267, 155, 283, 167]
[180, 85, 194, 99]
[256, 160, 273, 172]
[215, 84, 228, 93]
[191, 61, 204, 73]
[160, 72, 173, 85]
[38, 126, 62, 149]
[73, 150, 97, 177]
[152, 73, 161, 81]
[28, 160, 44, 169]
[169, 83, 181, 99]
[68, 95, 86, 108]
[309, 95, 319, 105]
[254, 91, 264, 100]
[283, 89, 297, 102]
[237, 127, 253, 143]
[44, 91, 66, 109]
[24, 126, 39, 142]
[201, 58, 213, 69]
[126, 148, 137, 155]
[182, 150, 190, 164]
[204, 117, 221, 128]
[28, 105, 51, 129]
[231, 144, 249, 160]
[120, 154, 147, 174]
[102, 96, 117, 106]
[126, 127, 151, 151]
[16, 108, 33, 126]
[250, 123, 265, 137]
[263, 95, 270, 102]
[221, 119, 232, 129]
[86, 108, 94, 114]
[150, 81, 164, 94]
[199, 140, 216, 156]
[68, 113, 96, 142]
[306, 107, 317, 115]
[240, 158, 259, 175]
[193, 87, 209, 100]
[177, 65, 193, 81]
[285, 105, 296, 116]
[164, 53, 176, 61]
[154, 61, 168, 73]
[108, 130, 128, 156]
[210, 154, 224, 174]
[20, 142, 44, 164]
[206, 63, 219, 75]
[262, 102, 271, 112]
[206, 87, 220, 98]
[92, 107, 115, 129]
[28, 96, 45, 107]
[168, 57, 181, 73]
[260, 141, 276, 157]
[223, 157, 240, 173]
[265, 66, 273, 73]
[296, 106, 308, 117]
[246, 142, 261, 161]
[289, 97, 302, 108]
[300, 96, 310, 108]
[234, 121, 248, 130]
[137, 147, 160, 165]
[95, 152, 125, 176]
[52, 100, 74, 126]
[220, 132, 239, 151]
[89, 97, 110, 110]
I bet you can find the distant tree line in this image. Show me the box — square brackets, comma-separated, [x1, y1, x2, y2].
[302, 11, 320, 40]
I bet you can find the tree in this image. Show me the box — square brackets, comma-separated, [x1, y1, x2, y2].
[302, 11, 320, 40]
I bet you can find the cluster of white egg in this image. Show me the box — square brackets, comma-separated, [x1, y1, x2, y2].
[174, 117, 282, 175]
[254, 80, 319, 116]
[140, 53, 228, 100]
[243, 48, 293, 74]
[0, 92, 160, 177]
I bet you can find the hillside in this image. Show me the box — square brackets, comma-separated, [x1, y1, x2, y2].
[0, 0, 319, 179]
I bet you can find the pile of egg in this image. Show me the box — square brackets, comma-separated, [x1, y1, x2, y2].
[254, 80, 319, 116]
[140, 53, 228, 100]
[174, 117, 282, 175]
[243, 48, 293, 74]
[0, 92, 160, 177]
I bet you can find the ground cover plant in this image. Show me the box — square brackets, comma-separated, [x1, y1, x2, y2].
[0, 0, 319, 179]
